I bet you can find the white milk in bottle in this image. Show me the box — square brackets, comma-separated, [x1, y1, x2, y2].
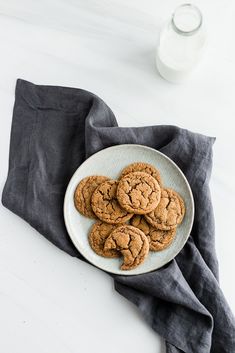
[156, 4, 206, 83]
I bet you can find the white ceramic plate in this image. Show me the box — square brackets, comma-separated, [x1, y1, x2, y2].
[64, 144, 194, 275]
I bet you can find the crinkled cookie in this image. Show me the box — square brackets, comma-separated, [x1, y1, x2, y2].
[89, 221, 121, 258]
[131, 215, 176, 251]
[145, 188, 185, 230]
[119, 162, 162, 186]
[104, 225, 149, 270]
[74, 175, 109, 218]
[91, 180, 133, 224]
[117, 172, 161, 214]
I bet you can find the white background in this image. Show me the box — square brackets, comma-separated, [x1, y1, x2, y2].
[0, 1, 235, 352]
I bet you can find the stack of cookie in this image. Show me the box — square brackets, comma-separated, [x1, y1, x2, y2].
[74, 162, 185, 271]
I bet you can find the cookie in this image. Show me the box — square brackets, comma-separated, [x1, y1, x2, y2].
[91, 180, 133, 224]
[104, 225, 149, 270]
[89, 221, 121, 258]
[117, 172, 161, 214]
[74, 175, 109, 218]
[131, 215, 176, 251]
[145, 188, 185, 230]
[120, 162, 162, 186]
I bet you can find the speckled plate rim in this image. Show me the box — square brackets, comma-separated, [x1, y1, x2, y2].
[64, 144, 195, 276]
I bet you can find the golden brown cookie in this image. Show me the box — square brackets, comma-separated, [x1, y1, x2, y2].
[89, 221, 121, 258]
[131, 215, 176, 251]
[145, 188, 185, 230]
[91, 180, 133, 224]
[120, 162, 162, 186]
[117, 172, 161, 215]
[104, 225, 149, 270]
[74, 175, 110, 218]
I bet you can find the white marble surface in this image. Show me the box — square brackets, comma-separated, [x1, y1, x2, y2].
[0, 1, 235, 352]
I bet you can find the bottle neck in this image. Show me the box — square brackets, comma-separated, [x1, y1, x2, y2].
[171, 4, 203, 36]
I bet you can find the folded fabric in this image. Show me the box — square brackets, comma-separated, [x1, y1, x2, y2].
[2, 79, 235, 353]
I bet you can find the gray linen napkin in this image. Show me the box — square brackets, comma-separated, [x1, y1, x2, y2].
[2, 79, 235, 353]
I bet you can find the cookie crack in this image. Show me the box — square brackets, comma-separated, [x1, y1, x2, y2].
[80, 186, 87, 210]
[115, 214, 130, 222]
[165, 197, 171, 210]
[123, 185, 156, 210]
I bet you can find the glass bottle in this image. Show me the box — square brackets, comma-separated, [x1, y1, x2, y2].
[156, 4, 206, 83]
